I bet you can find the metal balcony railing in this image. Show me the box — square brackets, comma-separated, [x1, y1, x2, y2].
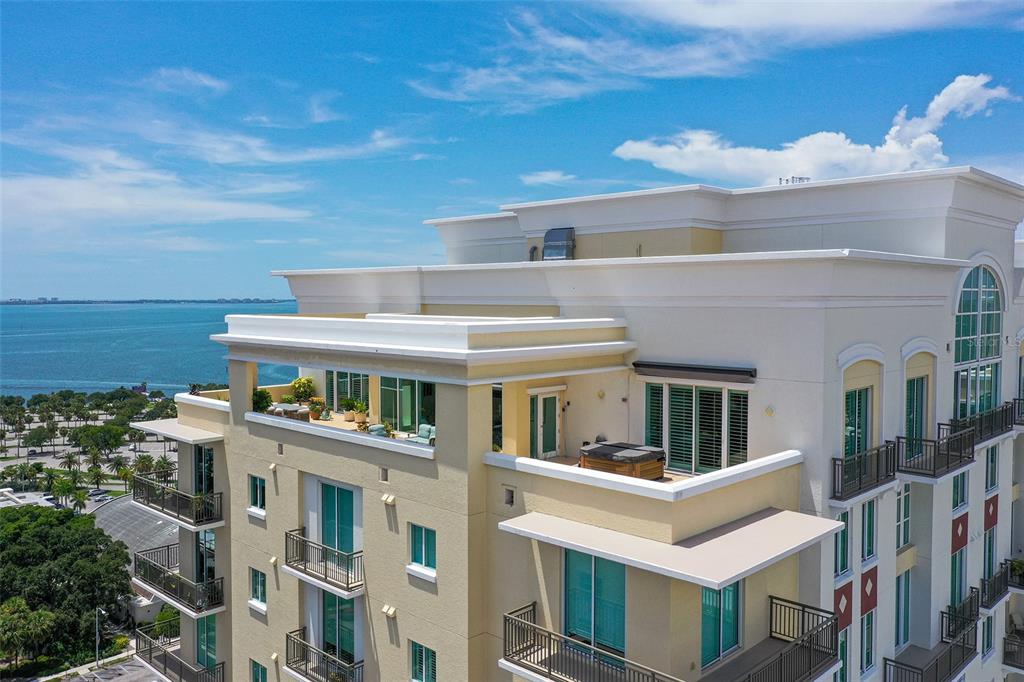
[883, 617, 977, 682]
[942, 587, 979, 642]
[947, 402, 1014, 443]
[134, 544, 224, 612]
[895, 427, 974, 478]
[1006, 637, 1024, 670]
[831, 442, 897, 500]
[502, 602, 683, 682]
[285, 627, 364, 682]
[737, 596, 839, 682]
[285, 528, 364, 591]
[133, 467, 222, 526]
[134, 616, 224, 682]
[979, 562, 1009, 609]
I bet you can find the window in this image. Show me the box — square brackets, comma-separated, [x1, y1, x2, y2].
[379, 466, 389, 483]
[249, 568, 266, 605]
[701, 582, 741, 666]
[834, 511, 849, 576]
[905, 376, 926, 457]
[860, 610, 875, 672]
[985, 446, 998, 491]
[411, 525, 436, 569]
[331, 371, 369, 409]
[411, 641, 436, 682]
[952, 472, 968, 510]
[381, 377, 435, 432]
[565, 549, 626, 655]
[895, 570, 911, 649]
[248, 475, 266, 510]
[983, 616, 994, 655]
[197, 614, 216, 669]
[896, 484, 911, 549]
[644, 382, 748, 474]
[950, 549, 966, 605]
[984, 527, 996, 580]
[861, 499, 876, 561]
[834, 628, 848, 682]
[250, 660, 267, 682]
[844, 387, 871, 456]
[954, 265, 1002, 418]
[323, 593, 355, 662]
[193, 445, 214, 495]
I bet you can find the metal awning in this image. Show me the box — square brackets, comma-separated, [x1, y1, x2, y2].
[129, 419, 223, 445]
[498, 508, 841, 589]
[632, 361, 756, 383]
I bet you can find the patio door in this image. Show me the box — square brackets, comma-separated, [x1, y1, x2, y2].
[322, 592, 355, 663]
[321, 483, 354, 554]
[196, 614, 216, 669]
[193, 445, 214, 495]
[195, 529, 215, 582]
[530, 393, 560, 458]
[564, 549, 625, 655]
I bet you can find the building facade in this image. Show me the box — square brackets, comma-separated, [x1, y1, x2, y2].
[129, 166, 1024, 682]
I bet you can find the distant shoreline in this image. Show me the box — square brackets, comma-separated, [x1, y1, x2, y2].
[2, 299, 294, 306]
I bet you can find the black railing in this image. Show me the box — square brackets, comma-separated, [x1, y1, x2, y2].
[502, 602, 683, 682]
[134, 544, 224, 612]
[831, 442, 896, 500]
[941, 587, 979, 642]
[135, 616, 224, 682]
[740, 596, 838, 682]
[1006, 637, 1024, 670]
[285, 528, 364, 591]
[133, 467, 222, 526]
[285, 627, 364, 682]
[883, 617, 976, 682]
[947, 402, 1014, 443]
[895, 427, 974, 478]
[979, 562, 1009, 609]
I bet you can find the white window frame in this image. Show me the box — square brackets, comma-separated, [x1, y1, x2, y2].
[952, 471, 968, 510]
[896, 483, 911, 550]
[532, 391, 562, 458]
[984, 446, 998, 491]
[860, 609, 875, 673]
[895, 570, 911, 650]
[861, 499, 876, 562]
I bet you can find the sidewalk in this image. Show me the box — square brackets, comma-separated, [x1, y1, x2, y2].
[39, 642, 140, 681]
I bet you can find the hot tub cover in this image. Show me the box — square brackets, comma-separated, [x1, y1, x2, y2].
[580, 441, 665, 462]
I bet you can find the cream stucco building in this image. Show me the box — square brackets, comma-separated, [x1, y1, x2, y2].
[129, 166, 1024, 682]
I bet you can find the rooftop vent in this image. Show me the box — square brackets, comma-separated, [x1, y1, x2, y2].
[542, 227, 575, 261]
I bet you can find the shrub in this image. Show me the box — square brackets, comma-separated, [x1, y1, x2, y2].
[353, 401, 368, 414]
[252, 389, 273, 413]
[290, 377, 316, 402]
[280, 394, 295, 404]
[309, 397, 326, 411]
[341, 398, 356, 411]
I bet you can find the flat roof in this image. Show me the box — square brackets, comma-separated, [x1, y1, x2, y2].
[423, 211, 516, 226]
[498, 508, 842, 589]
[129, 418, 223, 445]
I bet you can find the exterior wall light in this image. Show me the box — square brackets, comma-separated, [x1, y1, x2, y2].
[381, 494, 397, 506]
[269, 556, 278, 566]
[381, 604, 397, 618]
[268, 462, 277, 472]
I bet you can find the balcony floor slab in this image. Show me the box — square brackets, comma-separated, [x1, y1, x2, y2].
[280, 563, 365, 600]
[131, 578, 226, 619]
[130, 499, 225, 532]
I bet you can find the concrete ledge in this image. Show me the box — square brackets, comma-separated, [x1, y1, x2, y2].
[280, 563, 365, 600]
[246, 411, 435, 460]
[174, 392, 230, 412]
[130, 578, 226, 619]
[130, 499, 225, 533]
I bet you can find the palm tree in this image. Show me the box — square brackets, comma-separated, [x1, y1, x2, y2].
[84, 448, 103, 470]
[52, 477, 73, 506]
[58, 426, 70, 447]
[58, 450, 79, 472]
[86, 466, 105, 490]
[155, 453, 174, 473]
[134, 453, 154, 475]
[13, 462, 35, 491]
[71, 489, 88, 512]
[66, 467, 83, 490]
[117, 466, 133, 492]
[107, 454, 127, 475]
[41, 469, 57, 492]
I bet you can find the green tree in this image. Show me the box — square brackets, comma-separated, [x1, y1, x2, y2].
[0, 596, 31, 664]
[66, 467, 83, 490]
[84, 448, 104, 470]
[52, 477, 74, 506]
[117, 466, 133, 492]
[22, 425, 49, 453]
[107, 454, 127, 474]
[134, 453, 154, 475]
[155, 453, 174, 473]
[70, 489, 88, 512]
[41, 469, 57, 493]
[86, 466, 106, 490]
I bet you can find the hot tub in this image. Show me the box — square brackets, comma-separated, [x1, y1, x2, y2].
[578, 441, 666, 480]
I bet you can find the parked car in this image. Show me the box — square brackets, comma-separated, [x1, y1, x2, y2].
[94, 495, 112, 502]
[87, 489, 107, 498]
[27, 449, 38, 456]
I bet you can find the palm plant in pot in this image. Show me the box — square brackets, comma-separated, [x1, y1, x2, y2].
[308, 397, 326, 420]
[342, 398, 356, 422]
[353, 401, 368, 424]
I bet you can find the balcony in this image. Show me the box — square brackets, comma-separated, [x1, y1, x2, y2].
[284, 528, 364, 594]
[133, 468, 223, 529]
[1010, 559, 1024, 591]
[502, 603, 683, 682]
[831, 442, 896, 501]
[1006, 636, 1024, 670]
[942, 587, 979, 641]
[133, 544, 224, 616]
[885, 594, 978, 682]
[947, 401, 1014, 444]
[285, 627, 363, 682]
[134, 616, 224, 682]
[894, 427, 974, 479]
[979, 562, 1009, 610]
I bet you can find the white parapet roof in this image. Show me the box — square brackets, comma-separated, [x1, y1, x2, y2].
[498, 508, 842, 590]
[129, 418, 224, 444]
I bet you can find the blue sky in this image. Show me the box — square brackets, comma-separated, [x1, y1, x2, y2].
[2, 1, 1022, 299]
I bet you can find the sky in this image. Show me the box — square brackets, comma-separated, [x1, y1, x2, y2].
[2, 1, 1023, 300]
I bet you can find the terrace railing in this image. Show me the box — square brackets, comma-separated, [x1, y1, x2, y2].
[941, 588, 979, 642]
[1005, 637, 1024, 670]
[979, 562, 1009, 610]
[946, 402, 1014, 443]
[285, 528, 364, 591]
[502, 602, 684, 682]
[739, 596, 839, 682]
[134, 544, 224, 612]
[285, 627, 364, 682]
[134, 616, 224, 682]
[883, 617, 977, 682]
[133, 467, 222, 526]
[895, 427, 974, 479]
[831, 442, 897, 500]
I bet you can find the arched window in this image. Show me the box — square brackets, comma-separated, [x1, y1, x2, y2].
[954, 265, 1002, 418]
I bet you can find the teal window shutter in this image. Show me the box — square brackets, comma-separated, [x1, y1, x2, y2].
[529, 395, 538, 457]
[696, 387, 723, 472]
[645, 383, 663, 447]
[727, 391, 748, 467]
[336, 371, 349, 400]
[325, 370, 335, 408]
[564, 549, 593, 642]
[721, 583, 739, 651]
[593, 557, 625, 653]
[701, 587, 721, 666]
[667, 385, 693, 471]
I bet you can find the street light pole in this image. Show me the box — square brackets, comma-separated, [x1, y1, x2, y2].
[94, 606, 107, 669]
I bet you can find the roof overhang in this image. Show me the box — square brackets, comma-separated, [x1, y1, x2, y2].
[498, 508, 842, 589]
[633, 361, 756, 384]
[129, 419, 223, 445]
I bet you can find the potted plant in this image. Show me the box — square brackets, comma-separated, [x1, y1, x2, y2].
[353, 401, 368, 424]
[309, 397, 326, 420]
[290, 376, 316, 403]
[252, 388, 273, 413]
[342, 398, 356, 422]
[280, 394, 295, 405]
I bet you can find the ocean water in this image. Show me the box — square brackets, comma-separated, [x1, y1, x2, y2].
[0, 302, 298, 398]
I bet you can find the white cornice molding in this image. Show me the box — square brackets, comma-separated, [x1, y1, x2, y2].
[837, 342, 885, 369]
[244, 411, 435, 459]
[174, 392, 230, 412]
[900, 337, 940, 360]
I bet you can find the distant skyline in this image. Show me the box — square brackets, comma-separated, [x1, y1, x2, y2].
[2, 1, 1022, 299]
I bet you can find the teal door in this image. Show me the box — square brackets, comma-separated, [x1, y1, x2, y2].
[701, 583, 739, 666]
[564, 549, 625, 655]
[321, 483, 354, 553]
[193, 445, 214, 495]
[844, 388, 871, 457]
[322, 592, 355, 662]
[906, 377, 925, 457]
[197, 614, 216, 669]
[529, 394, 559, 457]
[195, 529, 215, 582]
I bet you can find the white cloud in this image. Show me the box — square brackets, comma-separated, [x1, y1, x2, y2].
[254, 239, 288, 245]
[142, 67, 229, 94]
[309, 92, 345, 123]
[137, 235, 225, 252]
[519, 170, 578, 186]
[612, 74, 1019, 186]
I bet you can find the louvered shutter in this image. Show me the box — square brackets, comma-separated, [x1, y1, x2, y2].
[696, 387, 722, 472]
[645, 383, 663, 448]
[667, 385, 693, 471]
[727, 390, 748, 466]
[325, 370, 335, 408]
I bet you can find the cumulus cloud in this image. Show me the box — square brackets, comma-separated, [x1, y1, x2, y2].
[612, 74, 1019, 186]
[519, 170, 578, 186]
[141, 67, 229, 94]
[309, 92, 345, 123]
